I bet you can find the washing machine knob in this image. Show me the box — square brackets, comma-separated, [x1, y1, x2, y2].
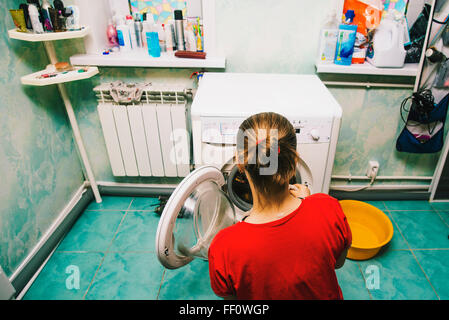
[310, 129, 320, 141]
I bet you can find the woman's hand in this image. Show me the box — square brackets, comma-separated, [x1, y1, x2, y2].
[289, 184, 311, 199]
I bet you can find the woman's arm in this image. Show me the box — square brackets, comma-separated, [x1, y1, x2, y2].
[335, 246, 349, 269]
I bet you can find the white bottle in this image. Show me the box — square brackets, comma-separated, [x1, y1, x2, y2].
[142, 14, 154, 49]
[116, 17, 132, 52]
[126, 15, 137, 50]
[367, 12, 406, 68]
[165, 21, 176, 51]
[156, 24, 166, 53]
[28, 4, 44, 34]
[317, 11, 339, 64]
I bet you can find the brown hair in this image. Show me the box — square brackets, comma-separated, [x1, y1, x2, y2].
[235, 112, 299, 206]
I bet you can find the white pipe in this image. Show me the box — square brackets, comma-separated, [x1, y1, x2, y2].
[330, 184, 430, 191]
[322, 81, 415, 89]
[96, 181, 179, 189]
[43, 41, 102, 203]
[331, 175, 433, 181]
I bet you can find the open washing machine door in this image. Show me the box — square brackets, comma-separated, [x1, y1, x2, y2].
[156, 166, 237, 269]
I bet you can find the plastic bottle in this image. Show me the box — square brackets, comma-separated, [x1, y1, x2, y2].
[28, 4, 44, 34]
[134, 14, 143, 49]
[142, 13, 155, 49]
[107, 19, 119, 48]
[116, 17, 132, 52]
[317, 11, 339, 64]
[366, 11, 406, 68]
[41, 0, 53, 31]
[164, 24, 173, 53]
[156, 23, 166, 53]
[165, 21, 177, 51]
[146, 25, 161, 57]
[126, 15, 137, 49]
[334, 10, 358, 66]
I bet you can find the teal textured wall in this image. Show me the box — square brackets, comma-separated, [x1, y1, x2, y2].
[0, 1, 85, 277]
[55, 0, 442, 183]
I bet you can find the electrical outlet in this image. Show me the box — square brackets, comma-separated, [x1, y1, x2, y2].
[366, 161, 380, 179]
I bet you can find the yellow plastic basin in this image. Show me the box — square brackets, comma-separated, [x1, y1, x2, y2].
[339, 200, 394, 260]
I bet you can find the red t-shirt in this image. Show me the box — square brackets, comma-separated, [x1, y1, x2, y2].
[208, 193, 352, 300]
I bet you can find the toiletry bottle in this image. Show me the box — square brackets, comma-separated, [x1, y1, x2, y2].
[41, 0, 53, 31]
[126, 15, 137, 49]
[334, 10, 358, 66]
[107, 19, 119, 48]
[147, 24, 161, 57]
[317, 11, 339, 64]
[142, 13, 155, 49]
[134, 13, 143, 49]
[157, 23, 166, 53]
[66, 5, 80, 30]
[116, 16, 132, 52]
[174, 10, 186, 51]
[166, 21, 177, 51]
[164, 24, 173, 53]
[28, 4, 45, 34]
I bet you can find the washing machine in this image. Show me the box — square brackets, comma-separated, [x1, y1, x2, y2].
[156, 73, 342, 269]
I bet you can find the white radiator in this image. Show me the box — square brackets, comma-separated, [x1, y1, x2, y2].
[95, 83, 191, 177]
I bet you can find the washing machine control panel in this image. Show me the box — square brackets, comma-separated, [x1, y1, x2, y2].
[201, 117, 334, 144]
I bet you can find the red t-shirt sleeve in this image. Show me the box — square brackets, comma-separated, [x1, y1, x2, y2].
[208, 237, 234, 298]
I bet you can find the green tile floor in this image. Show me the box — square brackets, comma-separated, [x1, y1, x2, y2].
[22, 197, 449, 300]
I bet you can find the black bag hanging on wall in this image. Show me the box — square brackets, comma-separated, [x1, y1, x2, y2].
[396, 91, 449, 153]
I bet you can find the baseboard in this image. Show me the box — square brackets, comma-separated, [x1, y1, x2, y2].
[10, 184, 93, 299]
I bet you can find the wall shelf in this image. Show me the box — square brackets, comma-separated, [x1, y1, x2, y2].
[21, 67, 99, 86]
[8, 27, 90, 42]
[8, 26, 102, 203]
[315, 62, 419, 77]
[70, 51, 226, 69]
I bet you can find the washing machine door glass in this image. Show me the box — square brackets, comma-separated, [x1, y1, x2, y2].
[156, 166, 236, 269]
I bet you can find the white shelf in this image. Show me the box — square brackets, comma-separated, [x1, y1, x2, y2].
[70, 50, 226, 69]
[8, 27, 90, 42]
[315, 61, 419, 77]
[21, 66, 99, 86]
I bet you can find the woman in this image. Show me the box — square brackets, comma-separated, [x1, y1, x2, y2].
[208, 112, 352, 300]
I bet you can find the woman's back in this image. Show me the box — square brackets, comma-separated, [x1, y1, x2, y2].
[208, 193, 352, 300]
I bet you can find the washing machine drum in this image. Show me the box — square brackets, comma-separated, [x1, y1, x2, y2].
[225, 165, 302, 212]
[156, 166, 237, 269]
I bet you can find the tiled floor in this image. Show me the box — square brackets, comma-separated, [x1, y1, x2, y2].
[22, 197, 449, 300]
